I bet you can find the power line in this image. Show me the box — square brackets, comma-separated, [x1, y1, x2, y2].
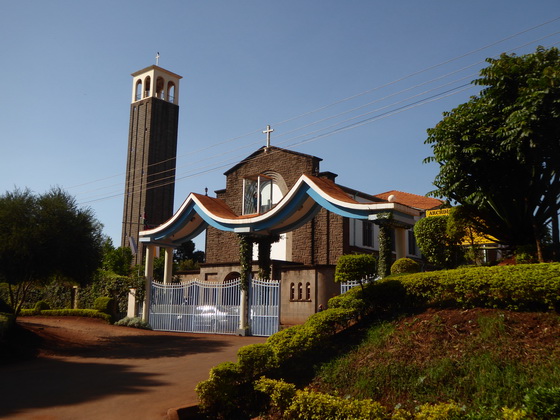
[77, 24, 560, 205]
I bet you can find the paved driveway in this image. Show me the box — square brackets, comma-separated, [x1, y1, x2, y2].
[0, 317, 266, 420]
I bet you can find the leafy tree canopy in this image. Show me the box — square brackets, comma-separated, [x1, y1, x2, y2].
[414, 215, 464, 269]
[425, 46, 560, 261]
[0, 188, 104, 315]
[101, 238, 134, 276]
[335, 254, 376, 287]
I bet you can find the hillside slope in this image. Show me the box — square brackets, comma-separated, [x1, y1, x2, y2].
[310, 308, 560, 414]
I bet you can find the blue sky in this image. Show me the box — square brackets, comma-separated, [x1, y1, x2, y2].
[1, 1, 559, 252]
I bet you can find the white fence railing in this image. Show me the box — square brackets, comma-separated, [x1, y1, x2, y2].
[340, 276, 378, 294]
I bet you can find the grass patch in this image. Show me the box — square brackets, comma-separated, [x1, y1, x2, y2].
[312, 309, 560, 416]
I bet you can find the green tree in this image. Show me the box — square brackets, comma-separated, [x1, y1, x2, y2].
[425, 46, 560, 262]
[0, 188, 104, 315]
[414, 215, 464, 269]
[174, 239, 205, 271]
[101, 238, 133, 276]
[334, 254, 376, 289]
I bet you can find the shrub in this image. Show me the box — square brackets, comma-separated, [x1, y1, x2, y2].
[237, 343, 278, 378]
[19, 308, 111, 322]
[114, 316, 152, 330]
[255, 378, 387, 420]
[196, 362, 256, 419]
[523, 386, 560, 419]
[391, 258, 420, 275]
[93, 296, 115, 315]
[414, 402, 465, 419]
[254, 377, 297, 415]
[414, 215, 464, 269]
[394, 263, 560, 311]
[335, 254, 376, 284]
[34, 300, 50, 311]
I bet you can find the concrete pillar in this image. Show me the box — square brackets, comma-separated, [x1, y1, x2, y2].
[238, 285, 249, 335]
[395, 227, 407, 260]
[127, 288, 138, 318]
[163, 247, 174, 284]
[142, 245, 155, 323]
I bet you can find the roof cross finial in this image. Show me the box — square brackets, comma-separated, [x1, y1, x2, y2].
[156, 52, 160, 66]
[263, 125, 274, 148]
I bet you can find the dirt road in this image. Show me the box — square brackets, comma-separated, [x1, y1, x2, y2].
[0, 316, 265, 420]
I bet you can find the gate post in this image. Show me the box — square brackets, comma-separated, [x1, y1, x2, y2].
[142, 245, 155, 323]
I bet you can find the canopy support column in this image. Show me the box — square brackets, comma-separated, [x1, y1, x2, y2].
[395, 227, 407, 260]
[163, 247, 174, 284]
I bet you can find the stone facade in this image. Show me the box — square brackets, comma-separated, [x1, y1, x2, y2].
[204, 147, 347, 266]
[122, 97, 179, 266]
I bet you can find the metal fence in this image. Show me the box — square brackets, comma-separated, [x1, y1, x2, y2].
[148, 278, 279, 336]
[340, 276, 378, 294]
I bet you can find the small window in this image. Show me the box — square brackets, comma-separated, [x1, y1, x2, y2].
[297, 283, 303, 301]
[305, 282, 311, 301]
[408, 230, 417, 255]
[362, 221, 374, 247]
[290, 283, 295, 301]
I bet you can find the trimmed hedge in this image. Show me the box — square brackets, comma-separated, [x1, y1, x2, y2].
[392, 263, 560, 312]
[196, 305, 361, 418]
[197, 263, 560, 418]
[391, 257, 420, 275]
[19, 308, 112, 323]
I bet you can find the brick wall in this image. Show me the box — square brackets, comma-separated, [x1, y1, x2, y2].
[205, 146, 349, 268]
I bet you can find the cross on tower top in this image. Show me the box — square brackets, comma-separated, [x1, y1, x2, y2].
[263, 125, 274, 148]
[156, 52, 160, 66]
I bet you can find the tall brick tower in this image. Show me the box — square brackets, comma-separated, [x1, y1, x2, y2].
[121, 65, 182, 265]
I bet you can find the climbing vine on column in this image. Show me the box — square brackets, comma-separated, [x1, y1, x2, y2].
[238, 234, 253, 292]
[375, 212, 393, 278]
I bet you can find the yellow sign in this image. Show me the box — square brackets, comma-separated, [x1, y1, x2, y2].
[425, 208, 496, 245]
[426, 208, 451, 217]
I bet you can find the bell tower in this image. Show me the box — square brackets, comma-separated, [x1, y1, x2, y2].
[121, 64, 182, 265]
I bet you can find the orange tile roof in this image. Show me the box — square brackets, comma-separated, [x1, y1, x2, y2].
[374, 190, 443, 211]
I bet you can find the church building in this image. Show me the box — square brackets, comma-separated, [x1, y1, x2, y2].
[177, 143, 443, 324]
[125, 63, 443, 327]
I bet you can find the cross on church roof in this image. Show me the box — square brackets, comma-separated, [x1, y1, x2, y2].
[156, 52, 160, 66]
[263, 125, 274, 148]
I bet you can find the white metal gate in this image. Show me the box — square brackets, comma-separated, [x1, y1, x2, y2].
[250, 278, 280, 337]
[148, 278, 279, 336]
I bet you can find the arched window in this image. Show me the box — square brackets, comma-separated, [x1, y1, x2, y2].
[167, 81, 176, 103]
[156, 77, 165, 99]
[243, 173, 284, 215]
[135, 80, 143, 101]
[144, 76, 151, 98]
[290, 283, 295, 301]
[297, 283, 303, 301]
[306, 282, 311, 301]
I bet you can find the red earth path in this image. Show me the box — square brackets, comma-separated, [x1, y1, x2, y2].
[0, 316, 266, 420]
